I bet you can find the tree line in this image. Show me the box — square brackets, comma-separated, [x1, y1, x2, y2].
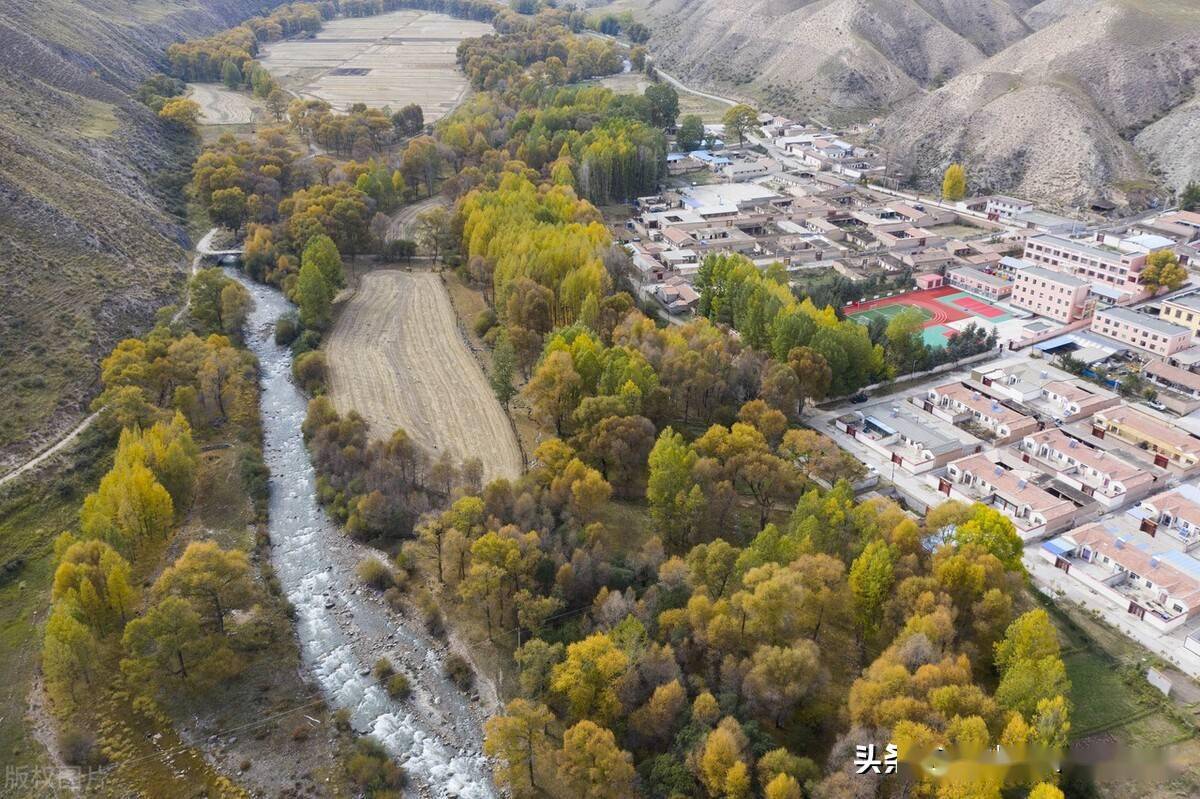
[42, 272, 286, 783]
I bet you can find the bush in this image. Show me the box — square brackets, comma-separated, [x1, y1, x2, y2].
[444, 653, 474, 691]
[356, 558, 395, 591]
[275, 313, 300, 345]
[292, 329, 322, 355]
[333, 707, 352, 732]
[345, 737, 406, 795]
[373, 657, 395, 680]
[293, 350, 329, 394]
[473, 308, 497, 337]
[386, 673, 411, 700]
[59, 727, 106, 768]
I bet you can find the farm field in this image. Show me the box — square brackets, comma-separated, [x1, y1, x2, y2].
[188, 83, 260, 125]
[325, 270, 522, 483]
[258, 11, 492, 120]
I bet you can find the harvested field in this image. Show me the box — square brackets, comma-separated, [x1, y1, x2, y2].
[188, 83, 259, 125]
[258, 11, 492, 120]
[325, 270, 522, 482]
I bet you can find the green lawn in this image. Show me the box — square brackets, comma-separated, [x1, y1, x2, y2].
[0, 430, 110, 779]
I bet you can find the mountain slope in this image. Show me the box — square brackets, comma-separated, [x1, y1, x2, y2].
[637, 0, 1019, 123]
[628, 0, 1200, 207]
[878, 0, 1200, 205]
[0, 0, 284, 468]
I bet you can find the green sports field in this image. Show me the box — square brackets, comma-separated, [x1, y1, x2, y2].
[846, 303, 934, 326]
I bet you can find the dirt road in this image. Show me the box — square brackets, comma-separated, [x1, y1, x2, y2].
[325, 270, 522, 482]
[387, 196, 447, 243]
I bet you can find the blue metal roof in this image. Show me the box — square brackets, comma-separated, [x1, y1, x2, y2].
[1042, 537, 1073, 557]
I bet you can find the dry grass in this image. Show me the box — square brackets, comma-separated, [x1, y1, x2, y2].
[324, 270, 522, 482]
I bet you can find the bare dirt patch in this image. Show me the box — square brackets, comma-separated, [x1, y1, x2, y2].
[325, 270, 522, 482]
[258, 11, 492, 120]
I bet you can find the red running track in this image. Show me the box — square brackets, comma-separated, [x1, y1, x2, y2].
[844, 286, 969, 328]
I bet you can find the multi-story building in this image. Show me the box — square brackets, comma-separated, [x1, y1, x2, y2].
[1091, 306, 1193, 356]
[946, 266, 1012, 300]
[1091, 406, 1200, 470]
[1018, 428, 1155, 509]
[1010, 265, 1090, 322]
[1022, 234, 1173, 297]
[1159, 294, 1200, 337]
[939, 453, 1077, 539]
[921, 383, 1039, 443]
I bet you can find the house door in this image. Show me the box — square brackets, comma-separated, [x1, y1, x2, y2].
[1022, 453, 1031, 463]
[1155, 454, 1170, 468]
[1054, 557, 1071, 573]
[1092, 426, 1105, 439]
[1127, 601, 1146, 621]
[923, 400, 934, 413]
[938, 478, 951, 496]
[1140, 519, 1158, 536]
[982, 377, 993, 387]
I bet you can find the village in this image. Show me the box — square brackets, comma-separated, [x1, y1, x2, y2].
[615, 111, 1200, 679]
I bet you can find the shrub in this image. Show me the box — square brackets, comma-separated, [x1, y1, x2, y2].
[293, 350, 329, 394]
[445, 653, 474, 691]
[356, 557, 394, 591]
[473, 308, 497, 337]
[373, 657, 395, 680]
[345, 737, 406, 795]
[386, 673, 411, 700]
[292, 329, 322, 355]
[333, 707, 352, 732]
[275, 313, 300, 345]
[59, 727, 106, 768]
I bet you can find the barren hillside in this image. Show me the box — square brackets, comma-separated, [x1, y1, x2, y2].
[0, 0, 286, 468]
[879, 0, 1200, 206]
[626, 0, 1200, 207]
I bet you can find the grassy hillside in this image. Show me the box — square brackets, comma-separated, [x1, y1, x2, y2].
[0, 0, 286, 471]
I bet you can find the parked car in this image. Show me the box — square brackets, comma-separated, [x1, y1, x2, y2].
[849, 392, 869, 404]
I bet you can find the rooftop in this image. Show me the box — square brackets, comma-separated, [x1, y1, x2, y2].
[1029, 234, 1125, 264]
[1016, 264, 1089, 288]
[1023, 428, 1148, 487]
[1164, 294, 1200, 313]
[948, 265, 1010, 289]
[934, 383, 1033, 426]
[1096, 306, 1191, 337]
[951, 453, 1076, 516]
[1068, 522, 1200, 608]
[1145, 359, 1200, 392]
[1097, 406, 1200, 455]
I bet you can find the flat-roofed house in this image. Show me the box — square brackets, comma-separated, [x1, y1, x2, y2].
[1091, 406, 1200, 470]
[940, 453, 1077, 539]
[1159, 294, 1200, 337]
[1091, 306, 1193, 356]
[922, 383, 1039, 443]
[946, 266, 1012, 300]
[836, 404, 979, 474]
[1018, 429, 1155, 509]
[1042, 522, 1200, 632]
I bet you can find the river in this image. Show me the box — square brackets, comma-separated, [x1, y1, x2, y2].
[232, 271, 496, 798]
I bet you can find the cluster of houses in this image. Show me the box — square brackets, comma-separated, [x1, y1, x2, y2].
[835, 352, 1200, 637]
